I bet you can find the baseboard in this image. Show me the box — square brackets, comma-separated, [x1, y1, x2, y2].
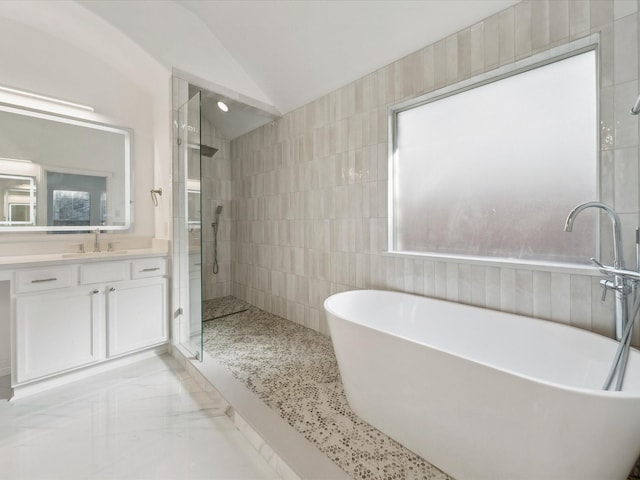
[11, 345, 168, 401]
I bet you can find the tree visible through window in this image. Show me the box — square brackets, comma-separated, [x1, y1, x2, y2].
[389, 47, 598, 264]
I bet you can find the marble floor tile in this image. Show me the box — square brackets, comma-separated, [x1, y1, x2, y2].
[0, 355, 281, 480]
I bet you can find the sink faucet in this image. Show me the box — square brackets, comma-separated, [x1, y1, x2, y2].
[565, 201, 627, 339]
[93, 228, 101, 253]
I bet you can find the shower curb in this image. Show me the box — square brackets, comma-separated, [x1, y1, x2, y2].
[172, 346, 349, 480]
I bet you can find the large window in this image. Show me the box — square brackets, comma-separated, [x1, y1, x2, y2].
[389, 42, 598, 264]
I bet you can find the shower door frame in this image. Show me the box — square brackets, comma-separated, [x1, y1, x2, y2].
[175, 90, 204, 361]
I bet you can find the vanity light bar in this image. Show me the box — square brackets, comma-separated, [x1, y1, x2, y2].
[0, 85, 95, 112]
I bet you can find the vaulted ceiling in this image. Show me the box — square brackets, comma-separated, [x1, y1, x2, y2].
[80, 0, 519, 116]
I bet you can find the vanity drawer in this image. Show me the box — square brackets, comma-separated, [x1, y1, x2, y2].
[15, 266, 75, 293]
[132, 257, 166, 279]
[80, 261, 129, 285]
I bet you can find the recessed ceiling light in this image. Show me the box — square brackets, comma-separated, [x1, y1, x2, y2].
[217, 101, 229, 112]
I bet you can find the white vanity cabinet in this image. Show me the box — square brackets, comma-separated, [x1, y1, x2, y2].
[106, 277, 167, 357]
[15, 286, 103, 384]
[11, 254, 168, 387]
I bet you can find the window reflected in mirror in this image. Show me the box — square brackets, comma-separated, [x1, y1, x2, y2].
[0, 173, 36, 226]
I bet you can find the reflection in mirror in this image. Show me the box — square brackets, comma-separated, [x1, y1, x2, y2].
[0, 174, 35, 225]
[0, 103, 131, 232]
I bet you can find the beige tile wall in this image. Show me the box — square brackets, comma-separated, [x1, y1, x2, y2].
[231, 0, 640, 343]
[201, 117, 232, 300]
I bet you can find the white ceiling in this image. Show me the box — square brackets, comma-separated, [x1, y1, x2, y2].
[80, 0, 519, 138]
[178, 0, 518, 114]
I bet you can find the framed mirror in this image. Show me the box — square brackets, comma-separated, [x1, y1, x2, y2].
[0, 103, 132, 232]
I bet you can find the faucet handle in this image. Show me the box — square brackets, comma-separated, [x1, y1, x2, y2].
[590, 257, 605, 269]
[599, 279, 609, 301]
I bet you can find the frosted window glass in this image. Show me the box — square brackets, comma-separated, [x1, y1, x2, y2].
[393, 50, 597, 263]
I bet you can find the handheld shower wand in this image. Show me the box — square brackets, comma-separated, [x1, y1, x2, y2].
[212, 205, 223, 274]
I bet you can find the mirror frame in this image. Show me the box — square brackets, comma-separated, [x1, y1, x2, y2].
[0, 102, 133, 232]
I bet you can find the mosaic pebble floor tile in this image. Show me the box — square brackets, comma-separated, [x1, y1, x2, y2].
[202, 299, 451, 480]
[202, 297, 640, 480]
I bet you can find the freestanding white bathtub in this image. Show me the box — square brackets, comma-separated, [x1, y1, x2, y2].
[324, 289, 640, 480]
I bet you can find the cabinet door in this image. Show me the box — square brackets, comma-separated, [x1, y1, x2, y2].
[15, 288, 103, 383]
[106, 278, 167, 357]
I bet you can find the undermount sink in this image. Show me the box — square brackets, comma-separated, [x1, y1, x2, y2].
[61, 250, 128, 259]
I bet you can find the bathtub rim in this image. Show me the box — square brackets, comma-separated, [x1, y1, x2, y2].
[324, 289, 640, 399]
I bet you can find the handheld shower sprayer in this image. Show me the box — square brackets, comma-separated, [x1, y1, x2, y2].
[212, 205, 223, 274]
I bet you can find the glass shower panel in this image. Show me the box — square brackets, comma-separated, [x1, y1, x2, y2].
[178, 91, 203, 361]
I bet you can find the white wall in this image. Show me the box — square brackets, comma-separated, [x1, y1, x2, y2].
[0, 1, 172, 252]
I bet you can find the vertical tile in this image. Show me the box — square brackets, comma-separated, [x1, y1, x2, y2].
[500, 268, 516, 313]
[531, 0, 550, 51]
[470, 22, 485, 75]
[613, 13, 639, 85]
[485, 266, 501, 310]
[614, 81, 639, 148]
[393, 59, 404, 102]
[614, 147, 639, 213]
[403, 258, 415, 293]
[445, 34, 458, 84]
[484, 14, 500, 70]
[435, 261, 447, 299]
[570, 274, 592, 330]
[590, 0, 614, 28]
[569, 0, 591, 38]
[458, 28, 472, 80]
[424, 260, 435, 297]
[515, 270, 533, 316]
[458, 263, 472, 304]
[600, 86, 615, 152]
[614, 0, 638, 19]
[434, 39, 447, 88]
[514, 1, 532, 59]
[471, 265, 486, 307]
[423, 45, 435, 92]
[406, 50, 424, 97]
[413, 260, 424, 295]
[600, 25, 614, 90]
[551, 273, 571, 324]
[549, 0, 570, 43]
[499, 7, 515, 65]
[532, 271, 552, 320]
[446, 262, 459, 302]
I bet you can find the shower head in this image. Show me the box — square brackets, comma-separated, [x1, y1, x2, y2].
[215, 205, 223, 215]
[201, 144, 218, 157]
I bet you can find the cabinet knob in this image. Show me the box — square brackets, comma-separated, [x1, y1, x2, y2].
[109, 287, 116, 292]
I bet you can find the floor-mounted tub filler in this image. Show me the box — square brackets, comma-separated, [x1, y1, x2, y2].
[324, 289, 640, 480]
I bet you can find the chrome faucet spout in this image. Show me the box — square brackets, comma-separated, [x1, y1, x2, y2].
[564, 201, 624, 269]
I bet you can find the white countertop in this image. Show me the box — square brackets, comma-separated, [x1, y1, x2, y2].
[0, 249, 168, 268]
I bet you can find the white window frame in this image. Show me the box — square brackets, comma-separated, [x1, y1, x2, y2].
[387, 35, 600, 270]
